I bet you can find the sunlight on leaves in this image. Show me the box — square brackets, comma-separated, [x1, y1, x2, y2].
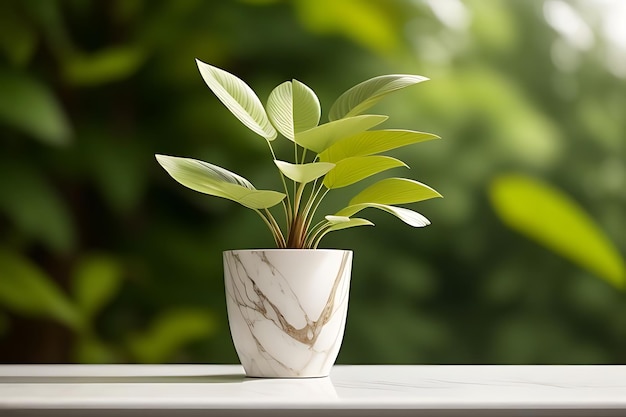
[266, 79, 320, 140]
[323, 155, 407, 189]
[295, 114, 387, 153]
[196, 59, 277, 140]
[326, 217, 374, 232]
[156, 155, 285, 209]
[274, 160, 335, 184]
[335, 203, 430, 227]
[349, 178, 442, 206]
[319, 129, 440, 163]
[329, 74, 428, 121]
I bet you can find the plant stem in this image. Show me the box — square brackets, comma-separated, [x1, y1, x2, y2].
[267, 141, 292, 225]
[254, 209, 283, 248]
[264, 208, 286, 247]
[304, 219, 328, 248]
[301, 182, 325, 237]
[310, 222, 332, 249]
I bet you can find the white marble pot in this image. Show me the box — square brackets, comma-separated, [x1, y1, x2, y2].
[223, 249, 353, 378]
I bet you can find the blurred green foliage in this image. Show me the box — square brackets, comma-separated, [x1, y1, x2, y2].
[0, 0, 624, 364]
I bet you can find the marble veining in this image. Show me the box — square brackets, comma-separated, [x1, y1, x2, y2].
[223, 249, 352, 378]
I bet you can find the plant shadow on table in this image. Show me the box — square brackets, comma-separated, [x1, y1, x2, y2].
[0, 375, 247, 384]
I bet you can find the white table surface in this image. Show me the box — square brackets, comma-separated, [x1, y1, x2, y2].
[1, 365, 625, 416]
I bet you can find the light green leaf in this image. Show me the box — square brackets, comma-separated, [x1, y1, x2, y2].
[266, 79, 321, 140]
[349, 177, 442, 206]
[274, 160, 335, 184]
[324, 155, 407, 189]
[72, 254, 123, 320]
[63, 46, 146, 86]
[324, 156, 407, 189]
[196, 59, 277, 140]
[327, 217, 374, 232]
[0, 70, 71, 146]
[156, 154, 285, 209]
[329, 74, 428, 121]
[325, 215, 351, 224]
[295, 115, 388, 153]
[128, 308, 217, 364]
[336, 203, 430, 227]
[489, 174, 625, 288]
[319, 129, 440, 163]
[0, 250, 82, 330]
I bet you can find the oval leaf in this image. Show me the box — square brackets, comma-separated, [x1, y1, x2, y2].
[63, 46, 146, 86]
[325, 215, 351, 224]
[0, 70, 71, 146]
[72, 254, 123, 320]
[295, 114, 388, 153]
[335, 203, 430, 227]
[0, 250, 82, 330]
[266, 79, 320, 140]
[329, 74, 429, 121]
[156, 154, 285, 209]
[196, 59, 276, 140]
[350, 177, 442, 206]
[128, 308, 216, 364]
[489, 174, 625, 288]
[319, 129, 440, 163]
[323, 156, 407, 189]
[274, 160, 335, 184]
[327, 217, 374, 232]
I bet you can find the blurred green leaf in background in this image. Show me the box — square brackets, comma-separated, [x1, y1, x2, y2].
[490, 174, 625, 289]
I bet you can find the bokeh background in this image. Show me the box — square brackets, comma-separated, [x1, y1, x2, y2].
[0, 0, 624, 364]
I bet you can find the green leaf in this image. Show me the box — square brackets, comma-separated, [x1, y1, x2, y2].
[196, 59, 277, 140]
[329, 74, 428, 121]
[128, 308, 217, 364]
[83, 131, 148, 214]
[274, 160, 335, 184]
[73, 335, 118, 364]
[319, 129, 440, 163]
[156, 154, 285, 209]
[0, 70, 71, 146]
[72, 254, 123, 320]
[323, 155, 407, 189]
[489, 174, 625, 288]
[349, 177, 442, 206]
[326, 217, 374, 232]
[336, 203, 430, 227]
[295, 114, 388, 153]
[63, 46, 146, 86]
[325, 215, 351, 224]
[0, 250, 82, 330]
[0, 160, 75, 253]
[266, 79, 321, 140]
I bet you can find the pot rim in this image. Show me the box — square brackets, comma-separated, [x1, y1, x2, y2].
[223, 248, 352, 254]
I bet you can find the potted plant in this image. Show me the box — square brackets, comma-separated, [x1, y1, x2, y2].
[156, 60, 441, 378]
